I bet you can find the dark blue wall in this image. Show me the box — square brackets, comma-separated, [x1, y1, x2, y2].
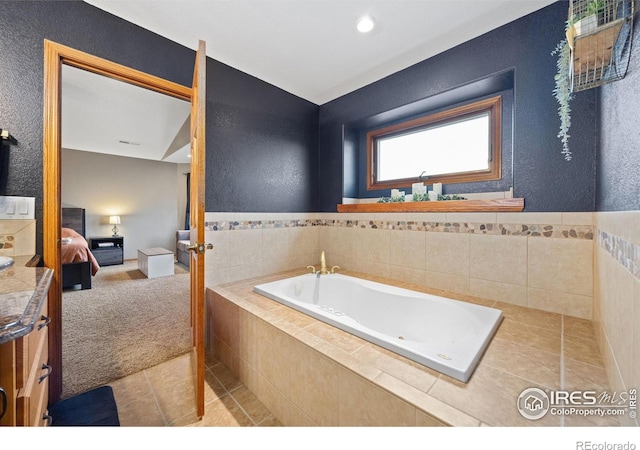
[0, 1, 319, 253]
[318, 1, 598, 212]
[597, 16, 640, 211]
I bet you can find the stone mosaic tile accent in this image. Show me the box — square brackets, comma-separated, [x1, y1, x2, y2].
[597, 229, 639, 280]
[0, 234, 14, 250]
[205, 219, 594, 240]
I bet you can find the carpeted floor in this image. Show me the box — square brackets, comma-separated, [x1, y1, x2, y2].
[61, 260, 191, 399]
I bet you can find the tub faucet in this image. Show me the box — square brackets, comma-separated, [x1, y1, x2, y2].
[318, 251, 340, 275]
[306, 251, 340, 274]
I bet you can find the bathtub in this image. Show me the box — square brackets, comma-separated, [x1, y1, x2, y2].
[253, 273, 503, 382]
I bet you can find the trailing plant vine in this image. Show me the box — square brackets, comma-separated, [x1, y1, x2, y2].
[552, 38, 574, 161]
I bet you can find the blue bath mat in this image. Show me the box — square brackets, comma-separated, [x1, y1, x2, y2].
[48, 386, 120, 426]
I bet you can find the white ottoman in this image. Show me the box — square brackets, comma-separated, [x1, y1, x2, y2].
[138, 247, 174, 278]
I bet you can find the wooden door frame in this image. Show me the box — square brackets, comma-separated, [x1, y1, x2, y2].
[43, 40, 192, 403]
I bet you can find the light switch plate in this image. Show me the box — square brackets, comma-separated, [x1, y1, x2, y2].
[0, 196, 35, 220]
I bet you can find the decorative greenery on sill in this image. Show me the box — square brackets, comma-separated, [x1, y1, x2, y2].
[377, 195, 405, 203]
[378, 193, 466, 203]
[438, 194, 466, 201]
[412, 193, 429, 202]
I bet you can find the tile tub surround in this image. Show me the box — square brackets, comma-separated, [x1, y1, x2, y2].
[204, 212, 594, 319]
[594, 211, 640, 427]
[207, 268, 615, 427]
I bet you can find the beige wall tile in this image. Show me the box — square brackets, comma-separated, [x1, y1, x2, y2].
[496, 212, 563, 225]
[239, 310, 258, 368]
[406, 212, 447, 222]
[425, 231, 469, 277]
[288, 340, 339, 426]
[204, 212, 234, 222]
[252, 371, 291, 425]
[204, 229, 230, 269]
[228, 229, 262, 266]
[12, 220, 36, 256]
[254, 318, 292, 396]
[481, 338, 560, 389]
[424, 270, 470, 295]
[470, 279, 527, 306]
[470, 234, 527, 285]
[562, 212, 593, 226]
[416, 410, 447, 426]
[634, 279, 640, 403]
[528, 238, 593, 297]
[209, 292, 239, 352]
[527, 287, 593, 319]
[601, 259, 635, 390]
[289, 226, 319, 260]
[337, 366, 415, 426]
[386, 265, 427, 286]
[428, 363, 560, 426]
[356, 228, 390, 264]
[390, 229, 426, 270]
[262, 228, 290, 262]
[596, 211, 640, 245]
[446, 212, 497, 223]
[352, 344, 439, 393]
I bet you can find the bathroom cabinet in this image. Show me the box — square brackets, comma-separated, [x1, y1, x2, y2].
[0, 303, 51, 426]
[0, 260, 54, 427]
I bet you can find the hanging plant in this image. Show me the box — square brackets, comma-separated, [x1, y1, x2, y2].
[552, 37, 574, 161]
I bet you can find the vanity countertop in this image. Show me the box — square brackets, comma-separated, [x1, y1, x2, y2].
[0, 255, 53, 345]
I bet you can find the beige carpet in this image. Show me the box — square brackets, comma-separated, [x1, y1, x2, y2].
[61, 260, 191, 399]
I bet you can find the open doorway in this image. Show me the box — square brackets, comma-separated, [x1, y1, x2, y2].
[59, 64, 192, 398]
[43, 40, 207, 418]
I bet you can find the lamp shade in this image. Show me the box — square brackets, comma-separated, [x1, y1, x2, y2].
[109, 215, 121, 225]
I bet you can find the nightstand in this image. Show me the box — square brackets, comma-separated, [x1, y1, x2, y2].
[89, 236, 124, 266]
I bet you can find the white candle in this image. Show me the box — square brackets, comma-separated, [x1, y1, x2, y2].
[412, 182, 426, 195]
[433, 183, 443, 195]
[428, 191, 438, 201]
[391, 189, 400, 198]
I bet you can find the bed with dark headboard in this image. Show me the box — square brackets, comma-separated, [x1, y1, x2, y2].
[61, 207, 100, 290]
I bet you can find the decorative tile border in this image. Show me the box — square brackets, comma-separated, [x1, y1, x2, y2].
[597, 229, 639, 280]
[0, 234, 15, 250]
[206, 219, 593, 240]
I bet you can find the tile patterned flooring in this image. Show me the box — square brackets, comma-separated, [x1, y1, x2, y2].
[108, 351, 281, 426]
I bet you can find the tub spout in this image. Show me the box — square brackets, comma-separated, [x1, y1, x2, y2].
[320, 251, 328, 275]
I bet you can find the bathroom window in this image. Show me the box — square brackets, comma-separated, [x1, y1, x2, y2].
[367, 95, 502, 190]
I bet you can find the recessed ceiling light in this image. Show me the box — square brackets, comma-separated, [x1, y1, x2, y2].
[356, 15, 375, 33]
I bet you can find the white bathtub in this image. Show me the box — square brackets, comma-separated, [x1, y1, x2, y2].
[253, 273, 503, 382]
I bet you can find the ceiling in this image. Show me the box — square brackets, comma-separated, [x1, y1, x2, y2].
[85, 0, 557, 105]
[62, 65, 192, 164]
[65, 0, 557, 165]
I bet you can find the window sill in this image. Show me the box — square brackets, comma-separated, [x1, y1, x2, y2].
[336, 198, 524, 213]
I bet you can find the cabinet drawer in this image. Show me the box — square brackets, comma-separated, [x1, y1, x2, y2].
[94, 248, 123, 266]
[16, 304, 49, 389]
[16, 323, 50, 426]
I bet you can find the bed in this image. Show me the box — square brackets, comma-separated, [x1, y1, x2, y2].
[61, 207, 100, 290]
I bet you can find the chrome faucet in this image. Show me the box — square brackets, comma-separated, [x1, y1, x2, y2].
[306, 251, 340, 275]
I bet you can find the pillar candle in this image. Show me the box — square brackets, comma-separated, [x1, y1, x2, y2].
[412, 182, 426, 195]
[433, 183, 442, 195]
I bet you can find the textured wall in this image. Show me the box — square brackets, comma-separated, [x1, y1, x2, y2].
[207, 60, 319, 212]
[318, 2, 598, 212]
[597, 17, 640, 211]
[0, 1, 319, 254]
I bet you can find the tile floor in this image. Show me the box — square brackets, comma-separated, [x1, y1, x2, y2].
[108, 351, 281, 426]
